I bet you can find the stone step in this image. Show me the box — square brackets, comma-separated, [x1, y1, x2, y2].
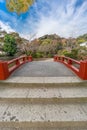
[0, 126, 87, 130]
[0, 102, 87, 129]
[0, 81, 87, 129]
[0, 85, 87, 103]
[0, 76, 85, 84]
[0, 81, 87, 88]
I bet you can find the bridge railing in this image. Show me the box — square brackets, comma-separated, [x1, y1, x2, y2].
[54, 55, 87, 80]
[0, 56, 33, 80]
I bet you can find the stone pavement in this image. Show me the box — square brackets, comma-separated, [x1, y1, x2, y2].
[0, 84, 87, 100]
[10, 59, 75, 77]
[2, 76, 83, 83]
[0, 102, 87, 122]
[0, 59, 87, 130]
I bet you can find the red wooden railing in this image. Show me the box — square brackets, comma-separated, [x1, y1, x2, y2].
[54, 55, 87, 80]
[0, 56, 33, 80]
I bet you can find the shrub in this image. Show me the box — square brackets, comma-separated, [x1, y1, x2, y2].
[36, 52, 43, 58]
[47, 53, 53, 58]
[25, 51, 32, 56]
[3, 34, 17, 56]
[64, 49, 78, 59]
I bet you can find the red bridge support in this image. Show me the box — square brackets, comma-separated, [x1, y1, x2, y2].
[0, 62, 9, 80]
[27, 56, 33, 62]
[54, 55, 87, 80]
[0, 56, 33, 80]
[79, 61, 87, 80]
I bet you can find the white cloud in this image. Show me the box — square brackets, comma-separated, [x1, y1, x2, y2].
[0, 0, 87, 39]
[30, 0, 87, 38]
[0, 21, 15, 33]
[0, 20, 31, 40]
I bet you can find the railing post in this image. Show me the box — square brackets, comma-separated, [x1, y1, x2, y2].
[60, 56, 64, 63]
[68, 59, 72, 65]
[0, 61, 9, 80]
[79, 60, 87, 80]
[16, 59, 20, 67]
[58, 57, 60, 61]
[23, 57, 26, 63]
[62, 57, 64, 61]
[28, 56, 33, 62]
[57, 56, 60, 62]
[54, 55, 57, 61]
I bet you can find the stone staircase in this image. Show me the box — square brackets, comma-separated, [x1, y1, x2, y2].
[0, 82, 87, 130]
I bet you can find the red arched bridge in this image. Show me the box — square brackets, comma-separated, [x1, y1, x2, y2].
[0, 55, 87, 80]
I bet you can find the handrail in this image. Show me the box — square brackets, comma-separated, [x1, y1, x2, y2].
[54, 55, 87, 80]
[64, 57, 80, 65]
[0, 56, 33, 80]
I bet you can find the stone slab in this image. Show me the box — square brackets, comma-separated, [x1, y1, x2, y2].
[0, 127, 87, 130]
[0, 76, 84, 83]
[0, 86, 87, 99]
[0, 102, 87, 122]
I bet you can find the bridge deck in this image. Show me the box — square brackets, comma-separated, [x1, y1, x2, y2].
[11, 59, 75, 77]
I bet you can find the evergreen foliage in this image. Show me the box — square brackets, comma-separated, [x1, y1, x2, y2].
[3, 34, 17, 56]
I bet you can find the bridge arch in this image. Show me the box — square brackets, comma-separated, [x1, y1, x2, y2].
[0, 55, 87, 80]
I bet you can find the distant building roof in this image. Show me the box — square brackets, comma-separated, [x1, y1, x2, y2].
[80, 42, 87, 47]
[0, 34, 4, 38]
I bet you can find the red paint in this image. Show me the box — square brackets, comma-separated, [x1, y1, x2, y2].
[54, 56, 87, 80]
[54, 55, 58, 61]
[28, 56, 33, 62]
[79, 60, 87, 80]
[0, 62, 9, 80]
[0, 55, 33, 80]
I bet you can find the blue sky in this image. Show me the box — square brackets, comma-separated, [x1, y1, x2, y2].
[0, 0, 87, 39]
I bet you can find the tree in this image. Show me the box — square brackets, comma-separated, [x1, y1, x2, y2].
[78, 46, 87, 60]
[3, 34, 17, 56]
[64, 49, 78, 59]
[6, 0, 35, 14]
[21, 33, 36, 55]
